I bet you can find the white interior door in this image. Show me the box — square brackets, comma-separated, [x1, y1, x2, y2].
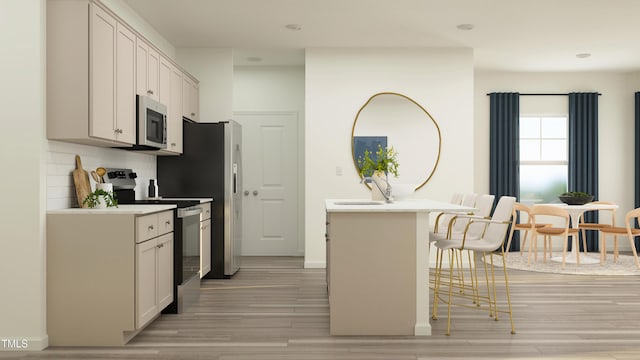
[235, 112, 299, 255]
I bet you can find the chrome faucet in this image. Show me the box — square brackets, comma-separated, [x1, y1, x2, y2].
[361, 176, 393, 203]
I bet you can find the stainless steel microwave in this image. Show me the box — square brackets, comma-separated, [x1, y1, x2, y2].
[137, 95, 167, 149]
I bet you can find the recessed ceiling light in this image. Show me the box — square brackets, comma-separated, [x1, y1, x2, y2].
[576, 53, 591, 58]
[246, 56, 262, 62]
[285, 24, 302, 31]
[456, 24, 474, 31]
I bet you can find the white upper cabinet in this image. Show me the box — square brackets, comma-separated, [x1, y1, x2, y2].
[136, 38, 160, 101]
[47, 0, 199, 149]
[158, 55, 183, 154]
[182, 75, 200, 122]
[170, 66, 184, 153]
[115, 22, 136, 144]
[48, 1, 137, 146]
[88, 4, 116, 142]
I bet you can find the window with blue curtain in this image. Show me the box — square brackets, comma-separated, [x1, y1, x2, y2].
[489, 92, 520, 251]
[568, 92, 599, 252]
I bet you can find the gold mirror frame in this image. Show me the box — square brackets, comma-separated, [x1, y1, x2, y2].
[351, 92, 442, 191]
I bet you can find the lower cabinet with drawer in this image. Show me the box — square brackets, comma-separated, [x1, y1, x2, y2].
[47, 209, 174, 346]
[135, 211, 174, 328]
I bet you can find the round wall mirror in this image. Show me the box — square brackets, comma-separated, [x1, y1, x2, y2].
[351, 92, 442, 190]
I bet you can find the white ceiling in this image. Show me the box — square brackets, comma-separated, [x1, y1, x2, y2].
[123, 0, 640, 71]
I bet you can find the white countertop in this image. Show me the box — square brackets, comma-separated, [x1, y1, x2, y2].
[325, 199, 476, 213]
[147, 197, 213, 203]
[48, 204, 177, 215]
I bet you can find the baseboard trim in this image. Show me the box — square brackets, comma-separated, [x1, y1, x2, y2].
[304, 261, 326, 269]
[0, 335, 48, 351]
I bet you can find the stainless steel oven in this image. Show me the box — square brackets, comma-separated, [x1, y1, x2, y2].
[176, 206, 202, 313]
[106, 168, 203, 314]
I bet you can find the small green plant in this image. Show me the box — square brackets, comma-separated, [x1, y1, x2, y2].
[561, 191, 592, 198]
[357, 144, 399, 178]
[83, 189, 118, 208]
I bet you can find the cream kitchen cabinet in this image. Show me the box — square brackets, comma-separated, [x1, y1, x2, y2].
[47, 0, 136, 146]
[158, 56, 184, 154]
[135, 211, 174, 328]
[182, 75, 200, 122]
[47, 207, 175, 346]
[199, 202, 212, 278]
[136, 38, 160, 101]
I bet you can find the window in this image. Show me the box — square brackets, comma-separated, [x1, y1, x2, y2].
[519, 116, 568, 205]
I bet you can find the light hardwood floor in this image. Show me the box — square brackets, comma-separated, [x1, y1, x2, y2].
[4, 256, 640, 359]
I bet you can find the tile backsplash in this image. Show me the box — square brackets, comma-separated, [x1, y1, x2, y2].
[46, 140, 157, 210]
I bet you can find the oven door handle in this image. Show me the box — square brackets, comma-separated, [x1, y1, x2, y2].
[177, 206, 203, 218]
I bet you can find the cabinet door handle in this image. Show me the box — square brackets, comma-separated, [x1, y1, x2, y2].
[147, 90, 154, 95]
[157, 243, 163, 248]
[253, 190, 258, 196]
[148, 225, 154, 230]
[191, 112, 196, 116]
[171, 143, 176, 147]
[165, 220, 171, 225]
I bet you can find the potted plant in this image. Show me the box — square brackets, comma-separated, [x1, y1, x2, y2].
[357, 145, 400, 202]
[558, 191, 594, 205]
[357, 144, 400, 178]
[83, 188, 118, 208]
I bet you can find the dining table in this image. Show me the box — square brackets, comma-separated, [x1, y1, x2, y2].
[546, 203, 619, 265]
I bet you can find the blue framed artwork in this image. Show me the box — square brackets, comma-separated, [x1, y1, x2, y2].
[353, 136, 387, 176]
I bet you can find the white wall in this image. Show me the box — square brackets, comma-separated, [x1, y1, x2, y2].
[176, 48, 234, 123]
[233, 65, 306, 255]
[305, 48, 475, 267]
[0, 0, 47, 351]
[475, 70, 636, 251]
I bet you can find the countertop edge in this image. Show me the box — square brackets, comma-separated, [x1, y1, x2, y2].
[325, 199, 476, 213]
[47, 204, 177, 215]
[145, 197, 214, 203]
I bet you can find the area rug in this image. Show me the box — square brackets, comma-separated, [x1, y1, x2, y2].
[492, 252, 640, 276]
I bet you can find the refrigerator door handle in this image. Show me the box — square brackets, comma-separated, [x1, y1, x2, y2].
[233, 163, 238, 194]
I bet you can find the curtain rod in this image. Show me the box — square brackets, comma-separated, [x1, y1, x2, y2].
[486, 93, 602, 96]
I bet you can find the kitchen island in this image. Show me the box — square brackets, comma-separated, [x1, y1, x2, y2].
[325, 199, 474, 336]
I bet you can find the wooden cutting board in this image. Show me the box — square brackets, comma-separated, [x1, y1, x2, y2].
[72, 155, 91, 208]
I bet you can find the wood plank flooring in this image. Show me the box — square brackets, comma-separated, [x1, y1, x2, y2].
[4, 256, 640, 359]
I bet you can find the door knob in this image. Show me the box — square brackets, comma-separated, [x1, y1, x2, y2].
[253, 190, 259, 196]
[244, 190, 249, 196]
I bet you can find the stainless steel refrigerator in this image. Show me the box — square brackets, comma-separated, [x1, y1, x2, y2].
[157, 120, 242, 278]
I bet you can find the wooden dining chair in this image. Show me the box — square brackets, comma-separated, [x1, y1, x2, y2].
[529, 205, 580, 268]
[579, 201, 616, 255]
[597, 207, 640, 268]
[504, 202, 550, 256]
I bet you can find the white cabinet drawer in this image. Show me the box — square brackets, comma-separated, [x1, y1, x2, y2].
[158, 210, 174, 235]
[136, 213, 158, 243]
[199, 202, 211, 221]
